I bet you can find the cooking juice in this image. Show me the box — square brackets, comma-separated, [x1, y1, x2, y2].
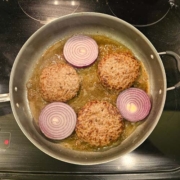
[27, 35, 149, 151]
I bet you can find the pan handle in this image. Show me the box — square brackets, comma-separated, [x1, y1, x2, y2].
[158, 51, 180, 91]
[0, 93, 10, 102]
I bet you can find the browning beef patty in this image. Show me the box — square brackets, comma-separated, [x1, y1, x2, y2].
[98, 53, 140, 91]
[76, 100, 124, 147]
[39, 63, 80, 102]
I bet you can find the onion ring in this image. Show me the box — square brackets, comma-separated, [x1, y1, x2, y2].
[39, 102, 77, 140]
[116, 88, 151, 122]
[63, 35, 98, 67]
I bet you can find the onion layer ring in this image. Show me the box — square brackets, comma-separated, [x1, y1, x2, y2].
[63, 35, 98, 67]
[116, 88, 151, 122]
[39, 102, 77, 140]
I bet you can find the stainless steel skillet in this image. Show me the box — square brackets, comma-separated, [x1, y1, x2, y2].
[0, 12, 180, 165]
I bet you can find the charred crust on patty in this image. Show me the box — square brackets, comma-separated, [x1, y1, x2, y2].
[98, 53, 140, 91]
[76, 100, 124, 147]
[39, 63, 80, 102]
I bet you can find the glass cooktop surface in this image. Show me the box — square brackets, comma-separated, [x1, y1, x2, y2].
[18, 0, 173, 26]
[1, 0, 180, 179]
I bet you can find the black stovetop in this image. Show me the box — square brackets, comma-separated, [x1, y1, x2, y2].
[1, 0, 180, 179]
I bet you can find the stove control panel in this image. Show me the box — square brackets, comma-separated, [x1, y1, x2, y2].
[0, 132, 11, 149]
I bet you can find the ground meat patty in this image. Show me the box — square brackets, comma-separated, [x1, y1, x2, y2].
[39, 63, 80, 102]
[76, 101, 124, 147]
[98, 53, 140, 91]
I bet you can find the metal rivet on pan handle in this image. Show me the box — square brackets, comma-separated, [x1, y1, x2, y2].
[159, 51, 180, 91]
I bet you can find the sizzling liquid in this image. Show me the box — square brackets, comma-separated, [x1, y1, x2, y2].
[27, 35, 149, 151]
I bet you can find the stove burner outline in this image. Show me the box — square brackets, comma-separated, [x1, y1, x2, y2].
[18, 0, 80, 24]
[106, 0, 173, 27]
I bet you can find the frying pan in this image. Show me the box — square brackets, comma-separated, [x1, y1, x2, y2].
[0, 12, 180, 165]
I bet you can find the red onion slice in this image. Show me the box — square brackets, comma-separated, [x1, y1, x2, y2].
[63, 35, 98, 67]
[116, 88, 151, 122]
[39, 102, 77, 140]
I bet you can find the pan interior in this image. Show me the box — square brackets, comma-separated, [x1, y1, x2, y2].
[10, 13, 166, 165]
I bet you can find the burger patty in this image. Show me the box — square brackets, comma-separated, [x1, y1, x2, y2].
[76, 100, 124, 147]
[39, 63, 80, 102]
[98, 53, 140, 91]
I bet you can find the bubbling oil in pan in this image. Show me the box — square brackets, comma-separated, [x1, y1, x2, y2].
[26, 35, 149, 151]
